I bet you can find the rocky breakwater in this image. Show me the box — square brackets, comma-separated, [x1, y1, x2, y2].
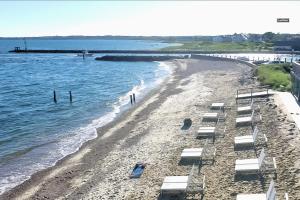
[95, 55, 188, 62]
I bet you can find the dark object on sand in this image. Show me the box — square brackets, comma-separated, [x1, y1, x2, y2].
[181, 118, 192, 130]
[130, 162, 146, 178]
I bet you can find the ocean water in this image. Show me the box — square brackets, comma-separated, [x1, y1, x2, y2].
[0, 39, 173, 194]
[0, 39, 172, 53]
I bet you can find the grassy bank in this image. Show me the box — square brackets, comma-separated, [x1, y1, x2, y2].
[256, 63, 292, 91]
[161, 41, 273, 51]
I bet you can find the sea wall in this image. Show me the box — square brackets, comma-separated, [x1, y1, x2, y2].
[95, 55, 187, 62]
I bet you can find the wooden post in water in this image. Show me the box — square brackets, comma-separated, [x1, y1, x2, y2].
[130, 95, 133, 105]
[133, 93, 136, 103]
[82, 51, 85, 60]
[53, 90, 57, 103]
[69, 91, 72, 103]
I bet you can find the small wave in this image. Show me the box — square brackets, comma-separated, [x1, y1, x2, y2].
[90, 79, 146, 128]
[89, 62, 172, 131]
[0, 126, 97, 194]
[0, 141, 57, 165]
[156, 61, 174, 75]
[153, 61, 174, 86]
[119, 79, 146, 104]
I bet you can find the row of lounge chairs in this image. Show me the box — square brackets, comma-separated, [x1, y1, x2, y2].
[234, 99, 288, 200]
[160, 139, 214, 198]
[160, 95, 288, 199]
[197, 103, 227, 143]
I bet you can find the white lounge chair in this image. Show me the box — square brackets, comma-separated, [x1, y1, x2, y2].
[181, 148, 203, 160]
[196, 126, 216, 142]
[161, 176, 189, 196]
[236, 110, 255, 126]
[237, 100, 254, 114]
[211, 102, 225, 110]
[203, 112, 219, 121]
[235, 148, 265, 174]
[234, 126, 268, 148]
[197, 127, 215, 135]
[236, 180, 289, 200]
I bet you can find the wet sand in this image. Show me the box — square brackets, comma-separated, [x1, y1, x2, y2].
[1, 57, 299, 200]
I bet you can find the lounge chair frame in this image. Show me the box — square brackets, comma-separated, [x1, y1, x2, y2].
[236, 180, 289, 200]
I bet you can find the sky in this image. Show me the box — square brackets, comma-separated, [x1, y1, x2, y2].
[0, 1, 299, 37]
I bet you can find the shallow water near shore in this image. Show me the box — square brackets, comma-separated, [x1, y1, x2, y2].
[0, 39, 172, 194]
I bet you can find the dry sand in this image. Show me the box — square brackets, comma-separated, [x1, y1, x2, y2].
[1, 57, 299, 200]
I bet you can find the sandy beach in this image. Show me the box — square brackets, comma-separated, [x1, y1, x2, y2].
[1, 57, 300, 200]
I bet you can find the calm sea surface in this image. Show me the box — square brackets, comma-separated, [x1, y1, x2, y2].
[0, 39, 173, 194]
